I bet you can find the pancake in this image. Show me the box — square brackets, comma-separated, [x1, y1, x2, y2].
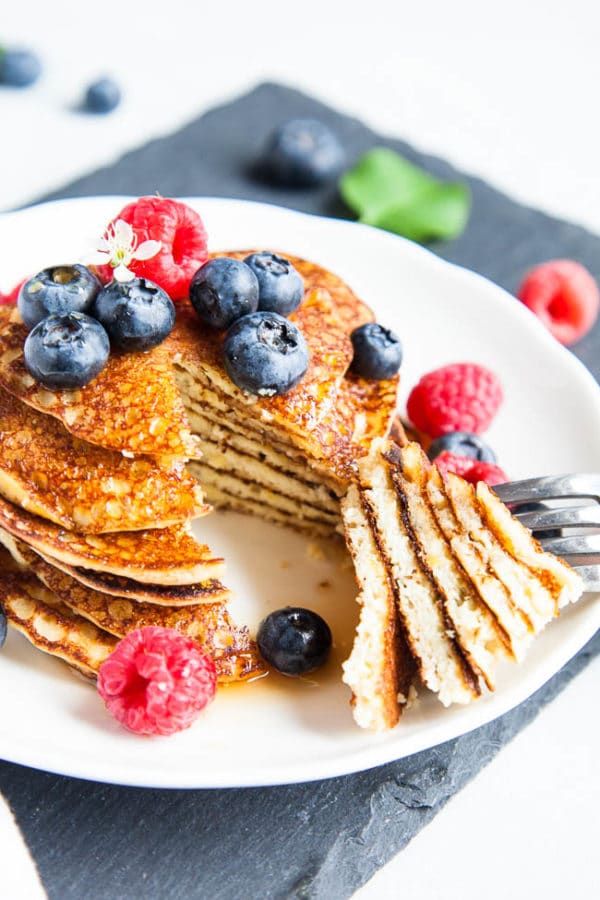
[340, 440, 585, 728]
[0, 312, 199, 458]
[0, 495, 224, 584]
[0, 528, 229, 606]
[35, 555, 229, 605]
[475, 480, 583, 610]
[0, 564, 117, 677]
[383, 442, 509, 690]
[200, 483, 338, 540]
[16, 550, 265, 683]
[344, 440, 480, 709]
[190, 462, 339, 530]
[0, 386, 207, 533]
[341, 481, 416, 730]
[169, 252, 400, 484]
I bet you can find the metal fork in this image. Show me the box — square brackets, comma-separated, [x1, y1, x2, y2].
[493, 474, 600, 592]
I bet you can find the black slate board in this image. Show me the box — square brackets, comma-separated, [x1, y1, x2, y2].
[2, 83, 599, 900]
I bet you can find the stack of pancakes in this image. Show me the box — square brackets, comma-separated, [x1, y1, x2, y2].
[341, 439, 584, 730]
[169, 253, 402, 537]
[0, 309, 265, 681]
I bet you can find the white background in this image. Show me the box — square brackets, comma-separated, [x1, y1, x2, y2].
[0, 1, 598, 898]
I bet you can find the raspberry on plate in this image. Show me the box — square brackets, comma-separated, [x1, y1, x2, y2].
[407, 362, 503, 438]
[434, 451, 507, 487]
[97, 626, 217, 736]
[518, 259, 599, 345]
[95, 197, 208, 300]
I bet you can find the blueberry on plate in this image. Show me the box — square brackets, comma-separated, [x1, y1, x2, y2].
[427, 431, 497, 464]
[24, 312, 110, 390]
[84, 77, 121, 113]
[223, 311, 309, 396]
[18, 265, 102, 329]
[257, 607, 332, 675]
[92, 278, 175, 352]
[0, 607, 6, 649]
[509, 501, 562, 540]
[350, 322, 402, 380]
[244, 252, 304, 316]
[190, 258, 259, 329]
[0, 48, 42, 87]
[260, 118, 346, 188]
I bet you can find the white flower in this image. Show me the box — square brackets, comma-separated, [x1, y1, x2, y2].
[88, 218, 161, 282]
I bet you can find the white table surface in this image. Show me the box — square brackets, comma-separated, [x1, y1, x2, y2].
[1, 2, 598, 898]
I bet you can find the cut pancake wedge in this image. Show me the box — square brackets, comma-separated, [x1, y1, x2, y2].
[341, 483, 415, 730]
[346, 441, 480, 707]
[384, 443, 509, 691]
[340, 440, 585, 729]
[476, 481, 583, 610]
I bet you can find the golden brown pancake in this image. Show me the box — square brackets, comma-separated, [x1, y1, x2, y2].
[0, 386, 206, 533]
[0, 312, 199, 458]
[0, 494, 224, 584]
[0, 564, 117, 677]
[169, 252, 400, 483]
[15, 549, 265, 683]
[35, 555, 229, 605]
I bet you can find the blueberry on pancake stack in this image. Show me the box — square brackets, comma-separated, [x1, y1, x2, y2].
[170, 252, 403, 537]
[0, 300, 264, 682]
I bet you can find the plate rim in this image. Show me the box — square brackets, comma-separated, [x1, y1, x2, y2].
[0, 194, 598, 789]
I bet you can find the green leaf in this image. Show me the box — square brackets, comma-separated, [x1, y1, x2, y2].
[339, 147, 471, 243]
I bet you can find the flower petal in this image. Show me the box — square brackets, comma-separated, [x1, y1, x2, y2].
[114, 219, 134, 247]
[86, 249, 111, 265]
[113, 263, 135, 283]
[134, 239, 162, 261]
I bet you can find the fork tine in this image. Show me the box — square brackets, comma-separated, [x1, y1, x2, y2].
[539, 534, 600, 558]
[494, 473, 600, 505]
[516, 504, 600, 531]
[572, 565, 600, 592]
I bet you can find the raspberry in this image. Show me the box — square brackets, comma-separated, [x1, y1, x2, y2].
[95, 197, 208, 300]
[0, 278, 26, 306]
[97, 626, 216, 736]
[407, 363, 503, 438]
[435, 452, 507, 487]
[434, 451, 478, 480]
[468, 461, 508, 487]
[518, 259, 599, 345]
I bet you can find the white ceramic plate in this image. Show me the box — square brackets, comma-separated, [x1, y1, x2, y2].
[0, 196, 598, 789]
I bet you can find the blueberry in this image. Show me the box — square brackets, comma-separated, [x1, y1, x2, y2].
[24, 313, 109, 390]
[428, 431, 497, 464]
[0, 607, 6, 649]
[0, 49, 42, 87]
[257, 607, 332, 675]
[84, 77, 121, 114]
[92, 278, 175, 352]
[350, 322, 402, 380]
[510, 502, 562, 540]
[260, 119, 346, 188]
[18, 264, 102, 329]
[223, 311, 309, 396]
[190, 258, 259, 329]
[243, 252, 304, 316]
